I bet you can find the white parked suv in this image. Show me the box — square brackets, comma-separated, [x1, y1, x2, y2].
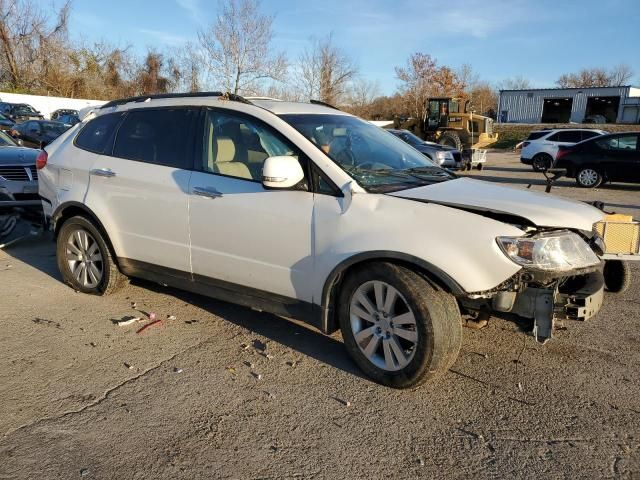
[520, 128, 607, 171]
[39, 93, 607, 388]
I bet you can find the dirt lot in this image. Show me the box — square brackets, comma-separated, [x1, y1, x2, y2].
[1, 151, 639, 479]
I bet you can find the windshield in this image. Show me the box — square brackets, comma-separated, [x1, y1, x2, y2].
[281, 114, 454, 192]
[0, 130, 17, 146]
[15, 104, 37, 114]
[41, 121, 68, 135]
[397, 130, 424, 146]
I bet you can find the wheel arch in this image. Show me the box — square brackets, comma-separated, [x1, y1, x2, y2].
[319, 251, 465, 334]
[52, 201, 120, 264]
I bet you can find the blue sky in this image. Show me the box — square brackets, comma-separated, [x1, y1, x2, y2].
[52, 0, 640, 94]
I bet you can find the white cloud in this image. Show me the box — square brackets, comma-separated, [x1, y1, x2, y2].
[176, 0, 206, 26]
[139, 29, 190, 46]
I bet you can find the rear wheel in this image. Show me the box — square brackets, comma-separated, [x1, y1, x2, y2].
[56, 216, 125, 295]
[576, 167, 603, 188]
[438, 131, 463, 151]
[532, 153, 553, 172]
[338, 262, 462, 388]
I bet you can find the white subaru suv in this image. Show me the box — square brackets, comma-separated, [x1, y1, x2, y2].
[38, 93, 607, 388]
[521, 128, 607, 171]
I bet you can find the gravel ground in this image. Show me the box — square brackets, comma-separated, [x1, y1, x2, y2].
[1, 151, 639, 479]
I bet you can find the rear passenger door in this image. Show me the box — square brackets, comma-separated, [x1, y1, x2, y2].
[84, 107, 198, 275]
[596, 134, 640, 182]
[187, 108, 315, 302]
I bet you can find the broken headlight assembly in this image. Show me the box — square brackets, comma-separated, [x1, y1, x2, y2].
[497, 230, 600, 272]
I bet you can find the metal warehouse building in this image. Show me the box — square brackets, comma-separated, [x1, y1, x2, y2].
[498, 86, 640, 124]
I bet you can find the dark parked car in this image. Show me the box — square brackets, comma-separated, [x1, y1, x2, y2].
[388, 129, 466, 169]
[0, 102, 44, 123]
[51, 108, 79, 120]
[57, 113, 80, 126]
[0, 130, 41, 210]
[555, 132, 639, 188]
[10, 120, 69, 148]
[0, 112, 15, 131]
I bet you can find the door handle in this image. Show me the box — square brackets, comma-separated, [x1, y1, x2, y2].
[192, 186, 223, 199]
[90, 168, 116, 178]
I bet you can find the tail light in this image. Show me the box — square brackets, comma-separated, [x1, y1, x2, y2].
[522, 141, 530, 147]
[36, 149, 48, 170]
[556, 148, 572, 161]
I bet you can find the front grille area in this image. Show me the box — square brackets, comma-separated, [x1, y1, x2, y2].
[452, 152, 462, 163]
[0, 166, 30, 181]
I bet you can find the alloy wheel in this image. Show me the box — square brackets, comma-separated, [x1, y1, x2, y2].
[66, 229, 104, 288]
[578, 168, 599, 187]
[349, 281, 418, 371]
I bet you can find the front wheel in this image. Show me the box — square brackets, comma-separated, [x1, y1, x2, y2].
[338, 263, 462, 388]
[56, 216, 125, 295]
[576, 167, 603, 188]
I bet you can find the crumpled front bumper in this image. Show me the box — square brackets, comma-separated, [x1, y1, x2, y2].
[491, 269, 605, 343]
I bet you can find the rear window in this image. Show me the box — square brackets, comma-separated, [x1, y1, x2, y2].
[526, 131, 548, 140]
[75, 113, 124, 154]
[112, 108, 197, 168]
[596, 135, 638, 151]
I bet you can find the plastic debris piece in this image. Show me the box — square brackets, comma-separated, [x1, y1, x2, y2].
[173, 367, 183, 373]
[113, 316, 141, 327]
[136, 319, 162, 334]
[124, 362, 134, 370]
[334, 397, 351, 407]
[252, 372, 263, 380]
[131, 302, 137, 308]
[264, 353, 274, 360]
[148, 312, 157, 321]
[80, 468, 90, 477]
[517, 382, 524, 393]
[167, 315, 176, 320]
[240, 343, 250, 350]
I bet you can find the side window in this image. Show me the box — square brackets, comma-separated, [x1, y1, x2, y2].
[113, 108, 197, 168]
[76, 113, 124, 154]
[546, 132, 560, 142]
[202, 109, 299, 182]
[581, 131, 600, 141]
[311, 164, 341, 196]
[557, 130, 582, 143]
[596, 135, 638, 151]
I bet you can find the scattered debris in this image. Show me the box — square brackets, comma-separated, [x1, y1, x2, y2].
[112, 316, 142, 327]
[252, 339, 267, 351]
[465, 319, 489, 330]
[244, 361, 255, 369]
[333, 397, 351, 407]
[131, 302, 137, 309]
[418, 458, 425, 467]
[517, 382, 524, 393]
[472, 352, 489, 359]
[124, 362, 134, 370]
[32, 317, 61, 329]
[265, 391, 276, 400]
[252, 372, 263, 380]
[89, 342, 96, 348]
[80, 468, 90, 477]
[226, 366, 236, 374]
[136, 319, 162, 334]
[240, 343, 250, 350]
[263, 353, 275, 360]
[185, 320, 199, 325]
[167, 314, 176, 320]
[286, 360, 302, 368]
[173, 367, 183, 374]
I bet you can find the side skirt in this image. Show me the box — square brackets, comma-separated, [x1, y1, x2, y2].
[117, 258, 323, 330]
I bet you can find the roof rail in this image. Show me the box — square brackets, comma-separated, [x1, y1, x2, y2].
[309, 99, 340, 111]
[100, 91, 253, 109]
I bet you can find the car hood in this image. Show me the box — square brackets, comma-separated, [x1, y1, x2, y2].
[0, 146, 39, 165]
[389, 177, 604, 231]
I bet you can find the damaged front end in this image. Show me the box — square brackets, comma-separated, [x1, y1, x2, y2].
[462, 229, 605, 343]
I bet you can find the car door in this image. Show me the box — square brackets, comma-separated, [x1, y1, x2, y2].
[84, 107, 198, 275]
[597, 134, 640, 182]
[188, 108, 315, 303]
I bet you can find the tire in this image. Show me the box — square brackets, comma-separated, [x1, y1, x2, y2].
[576, 167, 603, 188]
[438, 131, 463, 151]
[532, 153, 553, 172]
[56, 215, 125, 295]
[603, 260, 631, 294]
[476, 163, 484, 171]
[338, 262, 463, 388]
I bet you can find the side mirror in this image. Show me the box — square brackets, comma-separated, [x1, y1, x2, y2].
[262, 156, 304, 189]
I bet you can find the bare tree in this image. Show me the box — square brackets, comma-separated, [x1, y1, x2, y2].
[167, 42, 202, 93]
[555, 65, 633, 88]
[609, 64, 634, 86]
[197, 0, 286, 95]
[295, 34, 357, 105]
[395, 52, 464, 121]
[498, 75, 533, 90]
[0, 0, 71, 91]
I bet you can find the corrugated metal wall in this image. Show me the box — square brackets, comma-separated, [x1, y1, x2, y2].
[498, 86, 631, 123]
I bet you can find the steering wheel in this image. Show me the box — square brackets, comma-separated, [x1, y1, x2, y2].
[334, 147, 356, 166]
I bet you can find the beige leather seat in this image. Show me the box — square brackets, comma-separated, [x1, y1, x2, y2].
[210, 137, 252, 179]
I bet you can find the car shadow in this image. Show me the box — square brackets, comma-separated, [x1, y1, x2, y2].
[128, 278, 368, 381]
[5, 237, 367, 381]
